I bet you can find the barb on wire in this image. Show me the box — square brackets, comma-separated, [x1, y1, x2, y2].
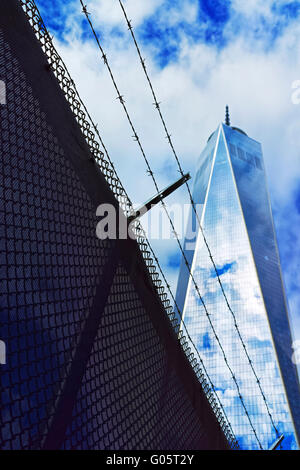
[80, 0, 263, 448]
[81, 4, 90, 16]
[117, 0, 279, 440]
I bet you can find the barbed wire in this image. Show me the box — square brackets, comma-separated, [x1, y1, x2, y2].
[19, 0, 238, 448]
[138, 224, 238, 443]
[80, 0, 263, 449]
[117, 0, 279, 439]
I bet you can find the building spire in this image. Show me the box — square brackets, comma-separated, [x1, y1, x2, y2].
[225, 105, 230, 126]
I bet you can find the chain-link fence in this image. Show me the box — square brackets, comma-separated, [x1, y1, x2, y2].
[0, 0, 238, 450]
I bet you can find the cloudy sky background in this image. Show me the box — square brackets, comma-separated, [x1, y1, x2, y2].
[35, 0, 300, 349]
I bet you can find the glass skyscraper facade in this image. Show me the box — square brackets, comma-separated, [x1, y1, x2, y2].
[176, 123, 300, 450]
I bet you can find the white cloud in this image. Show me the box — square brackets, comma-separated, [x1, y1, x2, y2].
[88, 0, 165, 28]
[49, 0, 300, 348]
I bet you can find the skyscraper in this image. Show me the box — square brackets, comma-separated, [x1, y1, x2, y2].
[0, 0, 236, 450]
[175, 117, 300, 450]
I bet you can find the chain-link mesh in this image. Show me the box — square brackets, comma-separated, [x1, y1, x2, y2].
[62, 264, 208, 450]
[0, 0, 238, 449]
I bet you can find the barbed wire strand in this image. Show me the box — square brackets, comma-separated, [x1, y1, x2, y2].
[117, 0, 279, 438]
[21, 0, 239, 448]
[20, 0, 239, 447]
[80, 0, 263, 449]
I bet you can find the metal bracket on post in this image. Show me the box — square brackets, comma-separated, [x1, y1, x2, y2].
[128, 173, 191, 223]
[269, 434, 284, 450]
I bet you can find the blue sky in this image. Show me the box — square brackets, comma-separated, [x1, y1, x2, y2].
[36, 0, 300, 58]
[34, 0, 300, 357]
